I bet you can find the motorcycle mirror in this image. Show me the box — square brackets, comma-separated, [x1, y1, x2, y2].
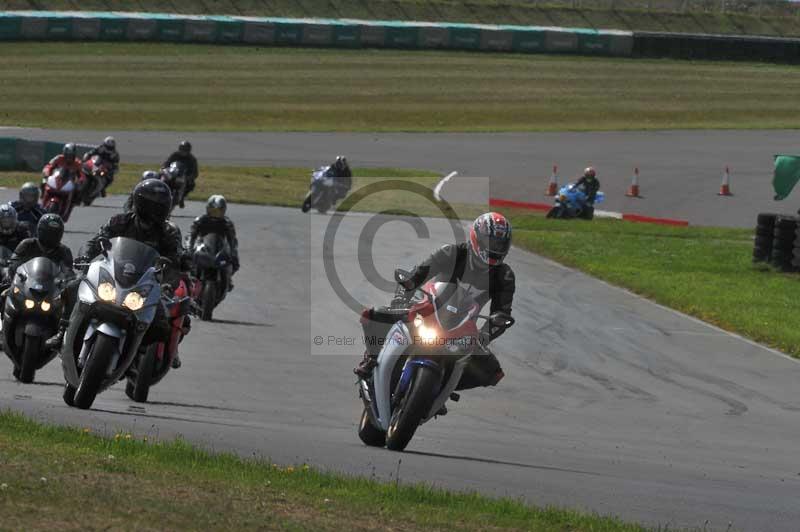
[99, 237, 112, 256]
[394, 268, 412, 285]
[17, 272, 27, 283]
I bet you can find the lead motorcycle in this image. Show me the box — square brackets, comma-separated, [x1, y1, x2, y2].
[61, 237, 164, 409]
[190, 233, 232, 321]
[125, 276, 193, 403]
[2, 257, 68, 383]
[357, 270, 514, 451]
[301, 166, 338, 214]
[160, 161, 187, 212]
[546, 183, 605, 220]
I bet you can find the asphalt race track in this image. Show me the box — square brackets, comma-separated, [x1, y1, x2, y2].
[2, 187, 800, 531]
[4, 127, 800, 227]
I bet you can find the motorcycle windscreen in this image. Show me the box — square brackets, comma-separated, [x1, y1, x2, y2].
[430, 282, 478, 331]
[200, 232, 231, 258]
[109, 237, 160, 288]
[19, 257, 60, 290]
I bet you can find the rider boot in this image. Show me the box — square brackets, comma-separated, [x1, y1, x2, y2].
[354, 351, 377, 379]
[45, 319, 70, 352]
[171, 353, 182, 369]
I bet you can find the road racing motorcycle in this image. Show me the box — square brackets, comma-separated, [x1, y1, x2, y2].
[190, 233, 232, 321]
[160, 161, 188, 212]
[301, 166, 339, 214]
[79, 155, 112, 206]
[124, 276, 193, 403]
[41, 168, 78, 222]
[61, 237, 165, 409]
[546, 183, 605, 220]
[2, 257, 67, 383]
[357, 270, 514, 451]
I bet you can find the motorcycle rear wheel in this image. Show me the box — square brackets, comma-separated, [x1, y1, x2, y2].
[385, 366, 439, 451]
[358, 407, 386, 447]
[17, 334, 41, 384]
[73, 333, 117, 410]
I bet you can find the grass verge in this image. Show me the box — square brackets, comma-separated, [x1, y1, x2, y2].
[5, 0, 800, 37]
[3, 42, 800, 132]
[0, 410, 646, 531]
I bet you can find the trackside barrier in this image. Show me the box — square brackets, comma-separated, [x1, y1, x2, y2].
[0, 11, 635, 57]
[0, 137, 90, 171]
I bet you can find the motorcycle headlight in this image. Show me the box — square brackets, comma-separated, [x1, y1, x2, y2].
[413, 314, 423, 328]
[123, 291, 144, 311]
[24, 299, 34, 310]
[417, 324, 438, 343]
[97, 282, 116, 302]
[40, 300, 51, 312]
[12, 286, 19, 295]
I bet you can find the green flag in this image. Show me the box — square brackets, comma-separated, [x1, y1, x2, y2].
[773, 155, 800, 201]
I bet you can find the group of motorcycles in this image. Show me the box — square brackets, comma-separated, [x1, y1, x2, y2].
[3, 169, 232, 410]
[42, 157, 191, 223]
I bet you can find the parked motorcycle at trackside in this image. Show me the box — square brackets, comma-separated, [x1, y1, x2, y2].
[41, 168, 78, 222]
[2, 257, 68, 383]
[125, 276, 193, 403]
[356, 270, 514, 451]
[301, 166, 341, 214]
[79, 155, 112, 206]
[546, 183, 605, 220]
[61, 237, 165, 409]
[189, 233, 232, 321]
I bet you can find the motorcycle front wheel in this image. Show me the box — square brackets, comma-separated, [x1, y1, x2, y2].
[385, 365, 439, 452]
[73, 332, 118, 410]
[201, 281, 216, 321]
[17, 334, 42, 384]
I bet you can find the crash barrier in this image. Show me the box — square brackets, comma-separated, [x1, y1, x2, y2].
[0, 11, 634, 56]
[752, 213, 800, 272]
[633, 31, 800, 63]
[0, 137, 91, 172]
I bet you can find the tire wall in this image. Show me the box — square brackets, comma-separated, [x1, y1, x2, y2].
[0, 137, 91, 171]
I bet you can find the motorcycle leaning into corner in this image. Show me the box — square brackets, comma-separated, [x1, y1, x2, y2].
[188, 233, 232, 321]
[160, 161, 188, 213]
[124, 275, 194, 403]
[79, 155, 112, 206]
[546, 183, 605, 220]
[301, 166, 340, 214]
[356, 270, 514, 452]
[61, 237, 166, 409]
[41, 168, 79, 222]
[2, 257, 68, 383]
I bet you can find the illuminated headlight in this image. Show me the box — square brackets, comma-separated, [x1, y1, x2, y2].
[40, 300, 51, 312]
[24, 299, 34, 310]
[97, 282, 116, 302]
[123, 291, 144, 311]
[413, 314, 423, 328]
[417, 324, 437, 342]
[12, 286, 19, 295]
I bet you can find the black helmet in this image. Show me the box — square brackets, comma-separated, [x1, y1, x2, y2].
[0, 204, 18, 236]
[206, 195, 227, 218]
[19, 182, 40, 209]
[132, 179, 172, 226]
[37, 213, 64, 251]
[63, 143, 77, 159]
[179, 140, 192, 154]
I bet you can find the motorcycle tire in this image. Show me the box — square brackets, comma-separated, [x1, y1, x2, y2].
[546, 208, 558, 219]
[316, 202, 330, 215]
[128, 346, 157, 403]
[358, 407, 386, 447]
[201, 281, 215, 321]
[63, 383, 76, 406]
[17, 334, 41, 384]
[386, 365, 439, 452]
[301, 195, 312, 213]
[580, 206, 595, 221]
[73, 332, 117, 410]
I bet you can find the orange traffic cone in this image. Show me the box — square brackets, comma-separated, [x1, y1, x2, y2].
[718, 166, 733, 196]
[545, 165, 558, 196]
[626, 167, 641, 198]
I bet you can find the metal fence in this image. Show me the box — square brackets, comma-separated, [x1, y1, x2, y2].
[520, 0, 800, 16]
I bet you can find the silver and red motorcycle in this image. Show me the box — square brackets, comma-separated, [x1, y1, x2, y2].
[357, 270, 514, 451]
[61, 237, 164, 409]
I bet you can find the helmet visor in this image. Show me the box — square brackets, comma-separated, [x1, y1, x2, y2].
[476, 231, 510, 262]
[207, 207, 224, 218]
[0, 217, 15, 235]
[136, 196, 171, 223]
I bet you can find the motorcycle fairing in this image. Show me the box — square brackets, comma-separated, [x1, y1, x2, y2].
[373, 321, 412, 431]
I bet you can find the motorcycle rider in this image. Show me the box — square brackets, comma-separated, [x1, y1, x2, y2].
[10, 182, 45, 230]
[162, 141, 198, 209]
[0, 205, 31, 255]
[123, 171, 159, 213]
[45, 179, 188, 367]
[574, 166, 600, 206]
[82, 136, 120, 196]
[9, 214, 74, 277]
[43, 143, 83, 181]
[329, 155, 352, 200]
[355, 212, 515, 391]
[188, 195, 240, 291]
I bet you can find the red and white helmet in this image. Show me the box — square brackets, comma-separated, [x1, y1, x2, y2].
[469, 212, 512, 267]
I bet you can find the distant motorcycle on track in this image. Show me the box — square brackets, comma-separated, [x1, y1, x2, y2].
[301, 166, 340, 214]
[546, 183, 605, 220]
